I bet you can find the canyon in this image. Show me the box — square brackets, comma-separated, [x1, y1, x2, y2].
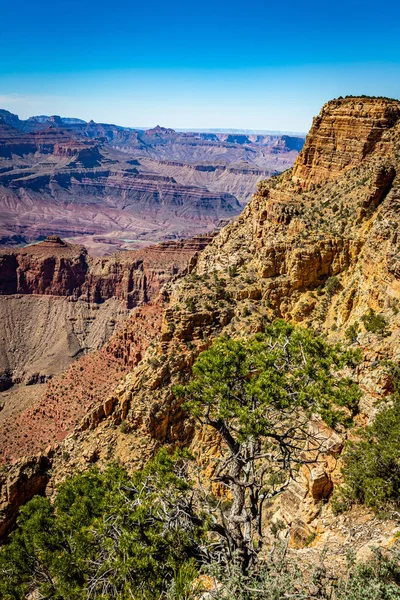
[0, 110, 304, 255]
[0, 233, 210, 471]
[1, 96, 400, 570]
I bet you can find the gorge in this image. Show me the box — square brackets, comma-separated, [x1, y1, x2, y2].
[1, 96, 400, 590]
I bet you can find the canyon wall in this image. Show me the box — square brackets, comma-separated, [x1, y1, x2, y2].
[292, 96, 400, 188]
[0, 235, 211, 304]
[2, 97, 400, 557]
[0, 234, 210, 390]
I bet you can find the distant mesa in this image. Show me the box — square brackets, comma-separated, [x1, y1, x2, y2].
[145, 125, 177, 135]
[41, 235, 66, 246]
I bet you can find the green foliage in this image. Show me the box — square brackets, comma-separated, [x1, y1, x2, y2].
[228, 264, 238, 277]
[176, 320, 361, 434]
[242, 305, 251, 317]
[174, 322, 361, 570]
[361, 309, 390, 336]
[0, 452, 202, 599]
[334, 367, 400, 514]
[209, 542, 400, 600]
[185, 297, 196, 312]
[325, 275, 341, 296]
[119, 419, 130, 433]
[164, 560, 201, 600]
[345, 321, 360, 343]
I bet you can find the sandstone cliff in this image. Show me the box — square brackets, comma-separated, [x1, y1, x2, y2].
[292, 96, 400, 188]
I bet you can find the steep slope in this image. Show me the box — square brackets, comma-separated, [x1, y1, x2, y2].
[0, 234, 210, 387]
[0, 234, 211, 476]
[1, 97, 400, 552]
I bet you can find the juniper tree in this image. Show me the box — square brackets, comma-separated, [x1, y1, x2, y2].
[175, 320, 361, 571]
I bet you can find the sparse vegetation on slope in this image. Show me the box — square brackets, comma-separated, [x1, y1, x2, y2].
[334, 365, 400, 515]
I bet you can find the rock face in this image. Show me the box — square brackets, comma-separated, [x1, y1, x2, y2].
[0, 119, 100, 164]
[0, 301, 163, 464]
[0, 235, 210, 461]
[0, 235, 212, 304]
[2, 96, 400, 551]
[0, 295, 131, 390]
[292, 96, 400, 188]
[0, 236, 89, 296]
[0, 451, 52, 540]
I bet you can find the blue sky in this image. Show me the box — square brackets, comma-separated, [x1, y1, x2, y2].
[1, 0, 400, 132]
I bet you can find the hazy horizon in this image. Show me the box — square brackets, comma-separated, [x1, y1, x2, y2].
[1, 0, 400, 131]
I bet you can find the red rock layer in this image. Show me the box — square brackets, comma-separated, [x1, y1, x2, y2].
[0, 235, 212, 307]
[0, 120, 100, 163]
[0, 301, 163, 464]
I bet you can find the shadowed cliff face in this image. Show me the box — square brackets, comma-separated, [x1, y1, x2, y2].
[2, 97, 400, 551]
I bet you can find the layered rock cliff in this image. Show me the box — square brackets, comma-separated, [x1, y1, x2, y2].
[292, 96, 400, 188]
[0, 111, 305, 254]
[0, 120, 242, 254]
[0, 234, 212, 304]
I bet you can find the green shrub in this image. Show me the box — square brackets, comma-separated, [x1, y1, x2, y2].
[119, 420, 130, 433]
[228, 265, 238, 277]
[209, 542, 400, 600]
[325, 275, 341, 296]
[345, 321, 360, 343]
[334, 368, 400, 514]
[0, 453, 202, 600]
[242, 305, 251, 317]
[361, 309, 390, 336]
[185, 297, 196, 312]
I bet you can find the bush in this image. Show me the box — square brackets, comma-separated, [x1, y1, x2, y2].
[325, 275, 341, 296]
[334, 367, 400, 514]
[361, 309, 390, 336]
[0, 453, 202, 600]
[208, 542, 400, 600]
[119, 420, 130, 433]
[185, 297, 196, 312]
[345, 321, 360, 343]
[228, 265, 238, 277]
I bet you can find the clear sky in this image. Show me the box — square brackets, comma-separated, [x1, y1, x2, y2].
[1, 0, 400, 132]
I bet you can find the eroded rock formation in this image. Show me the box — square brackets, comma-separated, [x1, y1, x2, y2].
[0, 234, 212, 304]
[292, 96, 400, 188]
